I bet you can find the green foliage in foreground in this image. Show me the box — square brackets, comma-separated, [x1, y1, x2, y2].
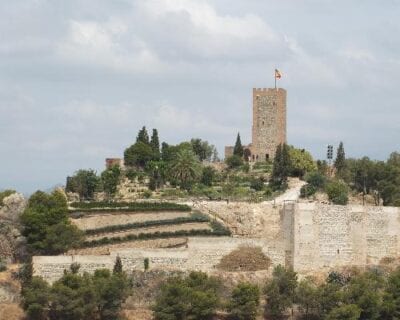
[0, 189, 16, 206]
[153, 271, 221, 320]
[21, 262, 130, 320]
[228, 282, 260, 320]
[21, 190, 83, 255]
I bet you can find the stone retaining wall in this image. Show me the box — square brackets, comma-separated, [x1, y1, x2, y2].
[33, 237, 284, 282]
[294, 203, 400, 272]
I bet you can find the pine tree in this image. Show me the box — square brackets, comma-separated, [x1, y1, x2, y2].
[113, 256, 123, 274]
[136, 126, 150, 145]
[150, 129, 160, 155]
[233, 133, 244, 157]
[334, 142, 346, 176]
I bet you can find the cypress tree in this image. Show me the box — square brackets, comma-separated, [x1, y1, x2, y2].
[136, 126, 150, 145]
[150, 129, 160, 156]
[334, 142, 346, 176]
[233, 133, 244, 157]
[113, 256, 123, 274]
[271, 144, 283, 182]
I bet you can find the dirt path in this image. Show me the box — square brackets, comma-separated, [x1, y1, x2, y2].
[267, 178, 306, 204]
[86, 222, 211, 241]
[71, 211, 191, 230]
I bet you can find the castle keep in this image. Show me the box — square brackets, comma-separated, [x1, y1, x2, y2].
[225, 87, 287, 161]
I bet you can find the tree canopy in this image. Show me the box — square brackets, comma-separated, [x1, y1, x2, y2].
[20, 190, 83, 255]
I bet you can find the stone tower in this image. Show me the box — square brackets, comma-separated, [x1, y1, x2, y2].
[250, 88, 286, 161]
[224, 87, 287, 161]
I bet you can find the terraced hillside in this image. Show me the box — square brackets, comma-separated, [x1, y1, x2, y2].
[69, 201, 230, 249]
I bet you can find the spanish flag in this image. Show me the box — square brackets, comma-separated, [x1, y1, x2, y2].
[275, 69, 282, 79]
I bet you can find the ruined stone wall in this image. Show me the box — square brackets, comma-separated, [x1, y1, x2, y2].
[293, 203, 400, 273]
[251, 88, 286, 161]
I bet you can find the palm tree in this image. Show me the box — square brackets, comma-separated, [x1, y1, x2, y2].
[169, 149, 201, 189]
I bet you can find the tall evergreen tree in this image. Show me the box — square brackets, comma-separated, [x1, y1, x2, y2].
[334, 142, 346, 176]
[233, 133, 244, 157]
[136, 126, 150, 145]
[113, 256, 123, 274]
[270, 144, 291, 189]
[150, 129, 160, 155]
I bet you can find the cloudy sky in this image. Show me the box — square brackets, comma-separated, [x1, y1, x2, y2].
[1, 0, 400, 193]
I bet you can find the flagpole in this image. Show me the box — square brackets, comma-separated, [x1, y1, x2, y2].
[274, 70, 276, 89]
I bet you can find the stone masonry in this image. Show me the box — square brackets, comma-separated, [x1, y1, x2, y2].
[33, 202, 400, 282]
[225, 87, 287, 161]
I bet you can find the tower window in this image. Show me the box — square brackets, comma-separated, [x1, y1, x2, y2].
[262, 121, 265, 125]
[265, 154, 269, 160]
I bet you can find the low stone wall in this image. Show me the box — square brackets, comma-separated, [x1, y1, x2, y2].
[33, 237, 284, 282]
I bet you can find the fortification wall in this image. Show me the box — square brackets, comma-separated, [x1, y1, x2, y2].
[294, 203, 400, 273]
[33, 237, 285, 282]
[33, 201, 400, 282]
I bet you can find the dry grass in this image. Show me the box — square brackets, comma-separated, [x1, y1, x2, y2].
[0, 303, 24, 320]
[217, 246, 271, 272]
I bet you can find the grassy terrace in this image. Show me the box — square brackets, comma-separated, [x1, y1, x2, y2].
[80, 220, 230, 248]
[84, 213, 209, 235]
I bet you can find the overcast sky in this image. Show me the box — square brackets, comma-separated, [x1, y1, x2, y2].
[1, 0, 400, 194]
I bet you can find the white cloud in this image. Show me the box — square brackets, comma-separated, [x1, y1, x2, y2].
[57, 19, 164, 73]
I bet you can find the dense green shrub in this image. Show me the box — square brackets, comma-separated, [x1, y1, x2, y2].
[326, 180, 349, 205]
[21, 190, 83, 255]
[226, 155, 244, 169]
[65, 169, 101, 200]
[250, 178, 265, 191]
[300, 184, 317, 198]
[21, 264, 130, 320]
[201, 166, 216, 186]
[305, 171, 327, 189]
[228, 282, 260, 320]
[153, 271, 221, 320]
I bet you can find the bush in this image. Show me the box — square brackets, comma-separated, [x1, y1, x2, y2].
[143, 190, 152, 199]
[228, 283, 260, 320]
[300, 184, 317, 198]
[226, 155, 244, 169]
[305, 171, 327, 189]
[21, 190, 83, 255]
[201, 166, 216, 186]
[250, 178, 264, 191]
[153, 272, 221, 320]
[326, 180, 349, 205]
[125, 169, 138, 182]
